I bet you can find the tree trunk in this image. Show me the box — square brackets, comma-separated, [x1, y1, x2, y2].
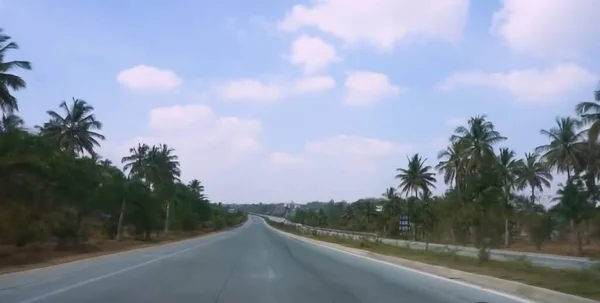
[585, 219, 591, 245]
[569, 220, 577, 255]
[116, 199, 126, 241]
[504, 217, 510, 248]
[571, 220, 583, 256]
[164, 200, 170, 234]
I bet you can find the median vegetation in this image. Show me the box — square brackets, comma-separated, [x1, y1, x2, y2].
[0, 28, 246, 272]
[266, 219, 600, 300]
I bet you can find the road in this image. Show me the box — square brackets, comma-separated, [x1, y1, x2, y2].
[0, 217, 533, 303]
[260, 214, 596, 270]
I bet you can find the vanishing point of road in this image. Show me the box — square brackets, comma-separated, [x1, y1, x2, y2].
[0, 217, 532, 303]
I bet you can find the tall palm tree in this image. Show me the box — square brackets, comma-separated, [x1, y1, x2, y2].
[497, 148, 519, 189]
[42, 98, 105, 157]
[122, 143, 151, 180]
[382, 187, 398, 200]
[551, 177, 594, 256]
[575, 83, 600, 144]
[496, 148, 519, 247]
[396, 154, 437, 197]
[0, 113, 24, 132]
[147, 144, 180, 233]
[450, 115, 506, 174]
[535, 116, 585, 179]
[515, 152, 553, 204]
[436, 140, 467, 188]
[0, 29, 32, 114]
[188, 179, 205, 198]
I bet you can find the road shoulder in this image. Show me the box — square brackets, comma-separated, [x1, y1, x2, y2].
[266, 222, 598, 303]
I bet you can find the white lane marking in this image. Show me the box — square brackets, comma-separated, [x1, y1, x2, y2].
[17, 230, 239, 303]
[261, 219, 537, 303]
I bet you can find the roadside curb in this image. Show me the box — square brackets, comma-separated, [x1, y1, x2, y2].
[266, 221, 598, 303]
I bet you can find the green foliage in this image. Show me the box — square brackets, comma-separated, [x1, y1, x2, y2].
[0, 28, 246, 248]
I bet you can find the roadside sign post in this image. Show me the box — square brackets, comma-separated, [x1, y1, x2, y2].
[399, 214, 410, 240]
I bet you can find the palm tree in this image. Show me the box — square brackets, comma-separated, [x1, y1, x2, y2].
[450, 115, 507, 174]
[551, 177, 594, 256]
[514, 152, 553, 204]
[188, 179, 205, 199]
[436, 140, 467, 188]
[575, 83, 600, 144]
[0, 29, 32, 114]
[42, 98, 105, 157]
[0, 113, 24, 132]
[497, 148, 519, 189]
[147, 144, 180, 233]
[381, 187, 401, 236]
[496, 148, 519, 247]
[450, 116, 506, 255]
[396, 154, 437, 197]
[122, 143, 151, 180]
[382, 187, 398, 200]
[535, 116, 585, 179]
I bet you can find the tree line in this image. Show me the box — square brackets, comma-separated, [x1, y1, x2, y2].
[247, 88, 600, 258]
[0, 29, 245, 249]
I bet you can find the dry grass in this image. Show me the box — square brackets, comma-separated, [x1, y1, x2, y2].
[507, 241, 600, 257]
[269, 221, 600, 301]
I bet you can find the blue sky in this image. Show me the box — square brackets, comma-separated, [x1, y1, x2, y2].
[2, 0, 599, 204]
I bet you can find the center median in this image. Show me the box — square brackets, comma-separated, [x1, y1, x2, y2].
[263, 217, 600, 303]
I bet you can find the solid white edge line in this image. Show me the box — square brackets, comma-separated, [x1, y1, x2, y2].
[16, 226, 246, 303]
[260, 217, 538, 303]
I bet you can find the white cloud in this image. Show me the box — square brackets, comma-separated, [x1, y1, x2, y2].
[271, 135, 414, 175]
[279, 0, 470, 51]
[438, 64, 598, 104]
[106, 106, 414, 203]
[293, 76, 336, 94]
[269, 152, 302, 166]
[289, 35, 339, 74]
[344, 71, 403, 106]
[214, 79, 284, 103]
[117, 65, 182, 93]
[446, 117, 466, 127]
[106, 104, 262, 178]
[214, 76, 335, 103]
[491, 0, 600, 58]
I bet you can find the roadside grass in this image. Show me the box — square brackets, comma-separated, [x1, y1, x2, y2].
[266, 220, 600, 301]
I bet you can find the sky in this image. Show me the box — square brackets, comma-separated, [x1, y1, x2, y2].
[1, 0, 599, 204]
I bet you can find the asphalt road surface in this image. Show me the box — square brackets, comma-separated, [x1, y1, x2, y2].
[0, 217, 533, 303]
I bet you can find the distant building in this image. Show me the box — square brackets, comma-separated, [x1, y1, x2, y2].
[375, 205, 383, 212]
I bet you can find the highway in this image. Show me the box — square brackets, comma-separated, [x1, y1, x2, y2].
[0, 217, 532, 303]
